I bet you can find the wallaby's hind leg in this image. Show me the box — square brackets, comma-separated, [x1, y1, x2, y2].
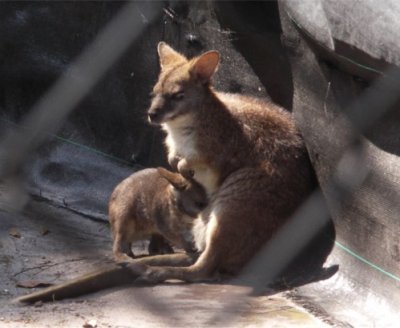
[130, 168, 290, 284]
[134, 252, 198, 267]
[130, 212, 223, 283]
[129, 248, 219, 283]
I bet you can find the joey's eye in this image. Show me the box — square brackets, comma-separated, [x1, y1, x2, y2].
[195, 201, 206, 209]
[171, 91, 184, 100]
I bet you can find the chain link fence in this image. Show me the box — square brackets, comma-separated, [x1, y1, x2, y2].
[1, 1, 399, 326]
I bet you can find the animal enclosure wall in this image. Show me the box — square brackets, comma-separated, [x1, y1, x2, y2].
[0, 1, 399, 326]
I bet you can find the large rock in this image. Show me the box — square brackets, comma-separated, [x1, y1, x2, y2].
[279, 0, 400, 325]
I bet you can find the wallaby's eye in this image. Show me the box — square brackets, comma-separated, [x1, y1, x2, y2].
[170, 91, 184, 101]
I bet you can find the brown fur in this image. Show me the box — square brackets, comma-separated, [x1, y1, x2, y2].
[109, 167, 207, 262]
[15, 43, 315, 303]
[142, 42, 315, 282]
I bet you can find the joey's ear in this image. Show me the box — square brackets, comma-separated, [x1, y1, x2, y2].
[157, 167, 187, 190]
[190, 50, 220, 84]
[157, 42, 187, 69]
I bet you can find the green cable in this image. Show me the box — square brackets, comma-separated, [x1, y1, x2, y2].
[282, 13, 399, 284]
[286, 12, 384, 76]
[0, 116, 134, 166]
[335, 241, 400, 283]
[51, 135, 133, 166]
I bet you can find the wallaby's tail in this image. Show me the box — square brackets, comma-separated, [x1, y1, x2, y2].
[14, 263, 136, 304]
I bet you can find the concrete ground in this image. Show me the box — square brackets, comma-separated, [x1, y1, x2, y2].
[0, 200, 333, 328]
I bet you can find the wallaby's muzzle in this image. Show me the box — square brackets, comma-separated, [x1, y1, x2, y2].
[148, 94, 167, 124]
[148, 103, 179, 124]
[148, 109, 161, 124]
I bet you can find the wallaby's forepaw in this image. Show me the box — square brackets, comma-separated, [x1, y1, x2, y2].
[168, 155, 181, 171]
[177, 159, 195, 179]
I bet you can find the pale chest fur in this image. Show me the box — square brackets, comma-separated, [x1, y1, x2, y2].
[162, 116, 198, 160]
[162, 116, 219, 195]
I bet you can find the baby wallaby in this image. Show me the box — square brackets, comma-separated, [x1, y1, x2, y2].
[109, 167, 207, 262]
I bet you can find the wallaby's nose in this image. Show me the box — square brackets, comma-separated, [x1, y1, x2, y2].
[148, 110, 160, 123]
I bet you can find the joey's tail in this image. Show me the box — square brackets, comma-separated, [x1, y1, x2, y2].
[14, 263, 136, 303]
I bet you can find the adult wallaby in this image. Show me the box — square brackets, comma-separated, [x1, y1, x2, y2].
[142, 42, 314, 281]
[15, 43, 314, 303]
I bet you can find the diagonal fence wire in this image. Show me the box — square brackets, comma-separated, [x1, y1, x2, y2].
[0, 2, 189, 325]
[237, 66, 400, 291]
[2, 1, 400, 325]
[0, 1, 162, 210]
[0, 2, 196, 325]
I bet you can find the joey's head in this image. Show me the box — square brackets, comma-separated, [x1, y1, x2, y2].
[148, 42, 220, 125]
[157, 167, 207, 217]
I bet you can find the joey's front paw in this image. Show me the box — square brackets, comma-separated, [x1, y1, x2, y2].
[177, 159, 195, 179]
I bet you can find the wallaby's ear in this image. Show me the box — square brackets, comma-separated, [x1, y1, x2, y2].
[190, 50, 220, 84]
[157, 42, 186, 69]
[157, 167, 188, 190]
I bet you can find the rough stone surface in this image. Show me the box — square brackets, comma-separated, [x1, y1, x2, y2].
[0, 201, 330, 328]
